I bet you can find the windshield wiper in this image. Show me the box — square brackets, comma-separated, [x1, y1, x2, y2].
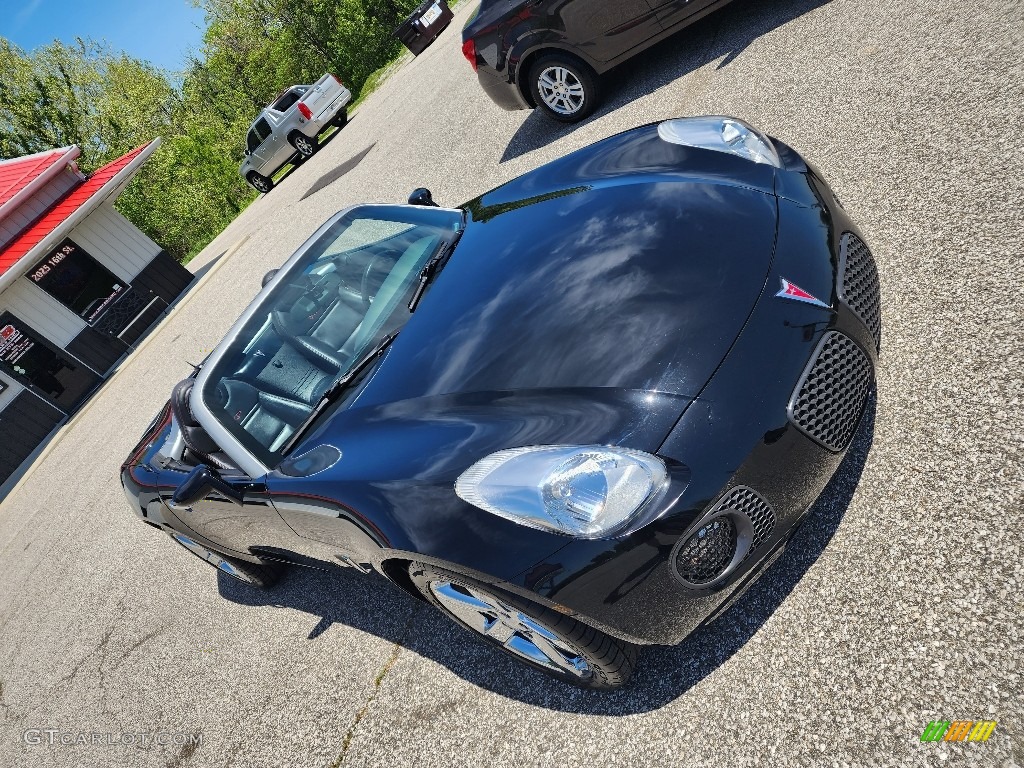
[281, 330, 400, 454]
[408, 216, 466, 311]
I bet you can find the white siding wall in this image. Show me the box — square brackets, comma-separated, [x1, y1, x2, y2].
[64, 204, 160, 282]
[0, 372, 23, 412]
[0, 168, 81, 252]
[0, 277, 86, 347]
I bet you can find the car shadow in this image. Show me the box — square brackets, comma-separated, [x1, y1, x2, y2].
[300, 143, 376, 201]
[218, 393, 875, 713]
[500, 0, 830, 164]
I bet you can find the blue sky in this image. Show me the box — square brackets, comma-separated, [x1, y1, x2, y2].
[1, 0, 208, 72]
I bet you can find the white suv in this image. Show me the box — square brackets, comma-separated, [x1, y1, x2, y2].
[240, 74, 352, 193]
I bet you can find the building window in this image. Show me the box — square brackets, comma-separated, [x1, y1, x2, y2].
[0, 312, 99, 412]
[28, 239, 127, 326]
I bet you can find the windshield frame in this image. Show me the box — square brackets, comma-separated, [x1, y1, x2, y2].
[189, 203, 464, 478]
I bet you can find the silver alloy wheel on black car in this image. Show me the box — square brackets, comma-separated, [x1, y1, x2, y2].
[169, 532, 281, 588]
[529, 54, 599, 123]
[409, 562, 636, 688]
[247, 171, 272, 193]
[290, 131, 317, 158]
[538, 66, 584, 115]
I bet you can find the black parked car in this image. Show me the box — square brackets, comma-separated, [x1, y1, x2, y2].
[122, 117, 880, 689]
[462, 0, 735, 121]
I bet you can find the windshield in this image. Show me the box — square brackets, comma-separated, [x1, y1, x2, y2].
[196, 204, 462, 471]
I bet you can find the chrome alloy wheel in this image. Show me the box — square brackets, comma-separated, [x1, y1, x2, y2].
[428, 580, 592, 680]
[293, 134, 315, 156]
[171, 533, 255, 584]
[249, 174, 271, 193]
[537, 66, 586, 116]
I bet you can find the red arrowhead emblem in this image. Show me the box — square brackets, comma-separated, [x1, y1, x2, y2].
[776, 278, 830, 309]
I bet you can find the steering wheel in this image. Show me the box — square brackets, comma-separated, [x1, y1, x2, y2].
[282, 274, 335, 312]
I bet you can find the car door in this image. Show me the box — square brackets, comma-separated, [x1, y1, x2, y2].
[158, 466, 304, 560]
[249, 117, 284, 175]
[264, 114, 296, 167]
[541, 0, 661, 63]
[265, 474, 385, 573]
[650, 0, 717, 34]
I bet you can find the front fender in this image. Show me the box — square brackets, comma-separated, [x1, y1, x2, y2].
[270, 387, 691, 581]
[120, 401, 174, 526]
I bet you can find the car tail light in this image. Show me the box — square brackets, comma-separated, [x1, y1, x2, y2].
[297, 102, 312, 120]
[332, 74, 344, 87]
[462, 39, 478, 72]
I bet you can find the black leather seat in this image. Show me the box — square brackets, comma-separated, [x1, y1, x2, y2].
[211, 379, 312, 454]
[270, 310, 343, 373]
[307, 291, 364, 348]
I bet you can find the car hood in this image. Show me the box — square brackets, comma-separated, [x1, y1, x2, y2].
[356, 137, 779, 430]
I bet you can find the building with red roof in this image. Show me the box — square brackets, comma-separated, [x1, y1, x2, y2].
[0, 140, 194, 491]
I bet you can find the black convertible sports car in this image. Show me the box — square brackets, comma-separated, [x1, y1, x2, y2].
[122, 117, 880, 689]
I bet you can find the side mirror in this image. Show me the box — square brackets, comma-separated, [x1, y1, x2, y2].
[169, 464, 244, 511]
[408, 187, 438, 207]
[261, 268, 278, 288]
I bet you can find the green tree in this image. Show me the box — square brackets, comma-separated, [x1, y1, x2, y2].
[1, 0, 426, 263]
[0, 38, 174, 169]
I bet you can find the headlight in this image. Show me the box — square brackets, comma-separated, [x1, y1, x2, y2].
[455, 445, 668, 538]
[657, 116, 782, 168]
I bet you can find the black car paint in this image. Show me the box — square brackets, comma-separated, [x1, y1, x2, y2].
[122, 123, 875, 647]
[510, 156, 876, 644]
[463, 0, 736, 110]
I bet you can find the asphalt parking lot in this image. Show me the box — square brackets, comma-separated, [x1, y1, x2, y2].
[1, 0, 1022, 765]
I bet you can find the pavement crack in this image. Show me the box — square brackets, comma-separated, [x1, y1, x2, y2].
[327, 607, 420, 768]
[114, 624, 169, 669]
[16, 592, 133, 724]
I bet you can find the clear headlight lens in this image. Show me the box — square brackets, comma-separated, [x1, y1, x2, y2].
[455, 445, 668, 538]
[657, 116, 782, 167]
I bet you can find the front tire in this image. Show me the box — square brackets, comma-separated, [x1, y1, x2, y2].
[247, 171, 273, 194]
[169, 532, 282, 589]
[528, 54, 600, 123]
[289, 130, 318, 158]
[409, 562, 637, 689]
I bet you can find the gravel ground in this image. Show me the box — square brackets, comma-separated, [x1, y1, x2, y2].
[1, 0, 1021, 766]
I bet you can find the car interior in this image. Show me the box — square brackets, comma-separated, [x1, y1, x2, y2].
[164, 218, 446, 472]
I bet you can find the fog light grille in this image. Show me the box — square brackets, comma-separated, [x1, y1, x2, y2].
[789, 331, 873, 452]
[839, 233, 881, 350]
[671, 486, 778, 588]
[725, 486, 776, 554]
[674, 517, 737, 585]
